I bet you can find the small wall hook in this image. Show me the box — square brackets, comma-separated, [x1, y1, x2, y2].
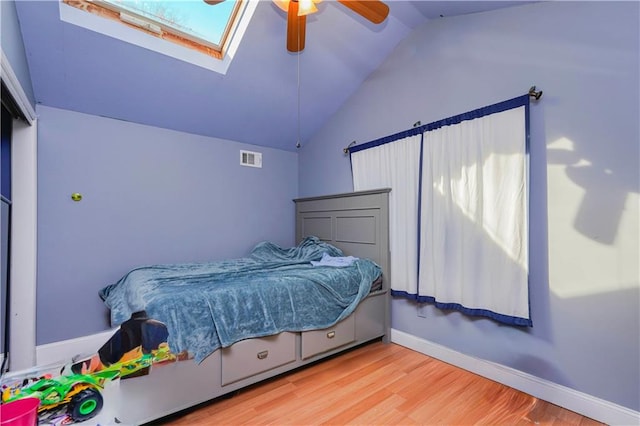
[413, 121, 421, 128]
[71, 192, 83, 202]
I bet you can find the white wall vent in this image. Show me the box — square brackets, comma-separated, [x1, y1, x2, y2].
[240, 150, 262, 168]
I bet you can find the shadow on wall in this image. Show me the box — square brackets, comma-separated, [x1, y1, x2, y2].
[542, 37, 639, 246]
[543, 93, 638, 300]
[547, 133, 638, 246]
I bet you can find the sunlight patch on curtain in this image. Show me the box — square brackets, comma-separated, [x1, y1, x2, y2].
[419, 105, 529, 325]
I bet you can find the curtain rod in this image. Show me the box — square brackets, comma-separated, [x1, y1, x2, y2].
[343, 86, 543, 155]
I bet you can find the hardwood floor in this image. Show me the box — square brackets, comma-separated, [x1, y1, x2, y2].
[156, 341, 603, 426]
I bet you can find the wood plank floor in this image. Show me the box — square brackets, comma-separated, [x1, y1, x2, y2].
[156, 341, 603, 426]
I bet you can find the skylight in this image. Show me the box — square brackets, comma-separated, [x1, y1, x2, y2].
[60, 0, 256, 74]
[101, 0, 238, 51]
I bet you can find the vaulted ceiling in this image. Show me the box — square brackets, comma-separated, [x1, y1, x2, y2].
[15, 1, 531, 151]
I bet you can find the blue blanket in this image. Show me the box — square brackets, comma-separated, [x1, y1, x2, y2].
[99, 237, 381, 363]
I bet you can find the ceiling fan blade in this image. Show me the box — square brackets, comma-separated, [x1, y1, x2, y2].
[337, 0, 389, 24]
[203, 0, 225, 5]
[287, 1, 306, 52]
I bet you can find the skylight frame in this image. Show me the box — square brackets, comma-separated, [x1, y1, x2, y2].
[61, 0, 245, 61]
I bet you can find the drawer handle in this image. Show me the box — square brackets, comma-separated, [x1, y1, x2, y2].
[257, 350, 269, 360]
[326, 331, 336, 339]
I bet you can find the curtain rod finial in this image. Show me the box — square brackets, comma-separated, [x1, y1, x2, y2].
[343, 140, 357, 154]
[528, 86, 543, 100]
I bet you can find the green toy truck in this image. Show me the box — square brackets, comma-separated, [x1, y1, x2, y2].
[2, 370, 118, 423]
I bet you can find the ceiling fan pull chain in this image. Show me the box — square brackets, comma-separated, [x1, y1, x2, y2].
[296, 29, 302, 149]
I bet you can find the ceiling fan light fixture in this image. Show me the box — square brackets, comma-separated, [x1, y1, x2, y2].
[297, 0, 318, 16]
[278, 0, 388, 53]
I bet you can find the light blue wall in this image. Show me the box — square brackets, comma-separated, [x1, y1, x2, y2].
[0, 0, 35, 107]
[299, 1, 639, 411]
[37, 105, 298, 344]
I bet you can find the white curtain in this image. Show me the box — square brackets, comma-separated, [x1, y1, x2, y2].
[351, 96, 530, 325]
[351, 134, 421, 295]
[418, 106, 529, 322]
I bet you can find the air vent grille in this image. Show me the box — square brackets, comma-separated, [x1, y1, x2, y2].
[240, 150, 262, 168]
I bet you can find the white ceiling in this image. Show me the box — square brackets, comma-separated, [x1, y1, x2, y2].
[15, 1, 533, 151]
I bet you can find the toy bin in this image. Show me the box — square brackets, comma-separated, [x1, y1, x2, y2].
[0, 398, 39, 426]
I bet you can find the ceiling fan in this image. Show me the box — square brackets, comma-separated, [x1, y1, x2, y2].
[204, 0, 390, 52]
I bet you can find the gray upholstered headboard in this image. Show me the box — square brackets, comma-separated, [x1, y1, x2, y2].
[293, 189, 391, 293]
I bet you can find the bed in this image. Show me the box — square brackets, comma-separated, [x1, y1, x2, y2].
[109, 189, 391, 425]
[99, 236, 382, 364]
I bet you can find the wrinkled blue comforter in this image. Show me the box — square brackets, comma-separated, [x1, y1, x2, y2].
[99, 237, 381, 362]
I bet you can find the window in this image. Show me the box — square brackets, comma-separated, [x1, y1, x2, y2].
[60, 0, 256, 74]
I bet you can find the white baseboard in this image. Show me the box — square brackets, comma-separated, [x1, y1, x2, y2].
[391, 328, 639, 426]
[36, 328, 118, 366]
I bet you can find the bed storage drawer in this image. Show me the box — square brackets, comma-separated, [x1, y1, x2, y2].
[221, 332, 296, 386]
[301, 315, 355, 359]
